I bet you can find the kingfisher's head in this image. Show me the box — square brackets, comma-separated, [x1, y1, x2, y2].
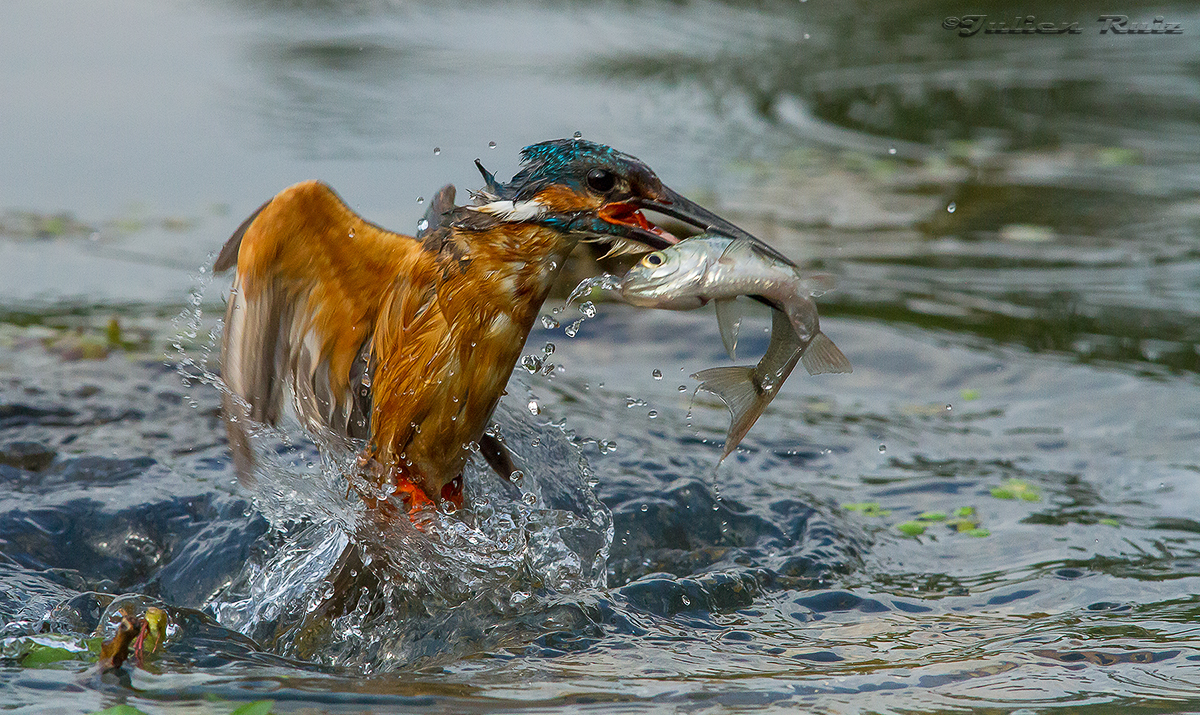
[459, 138, 779, 258]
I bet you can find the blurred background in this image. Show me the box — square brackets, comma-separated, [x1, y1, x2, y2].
[4, 0, 1200, 376]
[4, 1, 1200, 712]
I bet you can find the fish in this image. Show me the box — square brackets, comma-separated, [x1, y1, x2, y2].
[619, 234, 851, 460]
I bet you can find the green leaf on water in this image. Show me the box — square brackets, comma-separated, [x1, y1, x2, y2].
[88, 706, 152, 715]
[948, 518, 978, 532]
[965, 528, 991, 538]
[20, 644, 80, 667]
[991, 479, 1041, 502]
[896, 521, 926, 536]
[960, 389, 980, 401]
[1099, 518, 1120, 527]
[843, 502, 891, 517]
[955, 506, 975, 518]
[917, 511, 947, 522]
[229, 701, 276, 715]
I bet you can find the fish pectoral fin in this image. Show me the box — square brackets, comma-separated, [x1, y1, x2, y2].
[801, 332, 853, 375]
[478, 433, 517, 480]
[714, 298, 743, 360]
[692, 365, 766, 461]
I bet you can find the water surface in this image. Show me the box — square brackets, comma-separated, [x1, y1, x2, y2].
[3, 1, 1200, 712]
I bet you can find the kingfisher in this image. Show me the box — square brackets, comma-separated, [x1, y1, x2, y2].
[214, 138, 773, 513]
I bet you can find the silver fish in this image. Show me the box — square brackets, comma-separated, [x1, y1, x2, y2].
[620, 234, 851, 460]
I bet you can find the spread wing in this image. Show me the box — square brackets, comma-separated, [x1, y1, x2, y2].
[214, 180, 442, 482]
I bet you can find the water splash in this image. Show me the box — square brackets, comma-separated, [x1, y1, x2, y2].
[168, 260, 613, 671]
[565, 273, 620, 308]
[209, 399, 612, 671]
[559, 274, 621, 339]
[169, 255, 223, 404]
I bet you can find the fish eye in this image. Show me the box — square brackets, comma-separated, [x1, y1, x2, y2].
[586, 168, 617, 193]
[642, 251, 666, 267]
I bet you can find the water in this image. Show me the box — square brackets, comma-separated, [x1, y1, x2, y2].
[4, 0, 1200, 712]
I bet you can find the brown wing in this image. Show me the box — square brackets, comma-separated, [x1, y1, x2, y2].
[214, 180, 439, 482]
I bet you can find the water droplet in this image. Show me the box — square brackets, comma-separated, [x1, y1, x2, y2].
[648, 410, 658, 419]
[640, 503, 648, 512]
[509, 470, 524, 482]
[348, 227, 356, 238]
[678, 385, 687, 392]
[433, 147, 441, 155]
[888, 147, 897, 155]
[417, 218, 430, 232]
[488, 141, 497, 149]
[543, 342, 555, 355]
[416, 196, 424, 205]
[564, 320, 582, 338]
[878, 444, 887, 453]
[946, 404, 953, 411]
[947, 201, 957, 214]
[527, 399, 540, 415]
[531, 437, 541, 447]
[652, 369, 662, 380]
[522, 492, 537, 505]
[681, 595, 691, 606]
[580, 301, 597, 318]
[803, 32, 811, 39]
[573, 131, 582, 139]
[521, 355, 542, 373]
[541, 315, 559, 329]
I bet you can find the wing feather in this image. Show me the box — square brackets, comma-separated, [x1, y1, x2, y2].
[215, 181, 437, 482]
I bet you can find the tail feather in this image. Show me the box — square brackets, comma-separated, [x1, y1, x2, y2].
[801, 331, 852, 375]
[691, 366, 767, 460]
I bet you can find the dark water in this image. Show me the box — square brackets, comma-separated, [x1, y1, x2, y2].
[4, 1, 1200, 712]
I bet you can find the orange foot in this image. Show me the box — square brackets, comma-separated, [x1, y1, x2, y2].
[356, 462, 463, 524]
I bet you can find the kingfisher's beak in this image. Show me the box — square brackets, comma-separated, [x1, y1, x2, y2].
[600, 187, 798, 266]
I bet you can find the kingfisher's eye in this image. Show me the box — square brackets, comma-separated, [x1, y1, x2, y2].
[586, 168, 617, 193]
[642, 252, 666, 267]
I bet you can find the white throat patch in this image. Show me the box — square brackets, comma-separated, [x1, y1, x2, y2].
[472, 199, 546, 222]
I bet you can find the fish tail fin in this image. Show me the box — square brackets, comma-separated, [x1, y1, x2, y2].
[797, 272, 837, 297]
[801, 331, 853, 375]
[691, 365, 766, 460]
